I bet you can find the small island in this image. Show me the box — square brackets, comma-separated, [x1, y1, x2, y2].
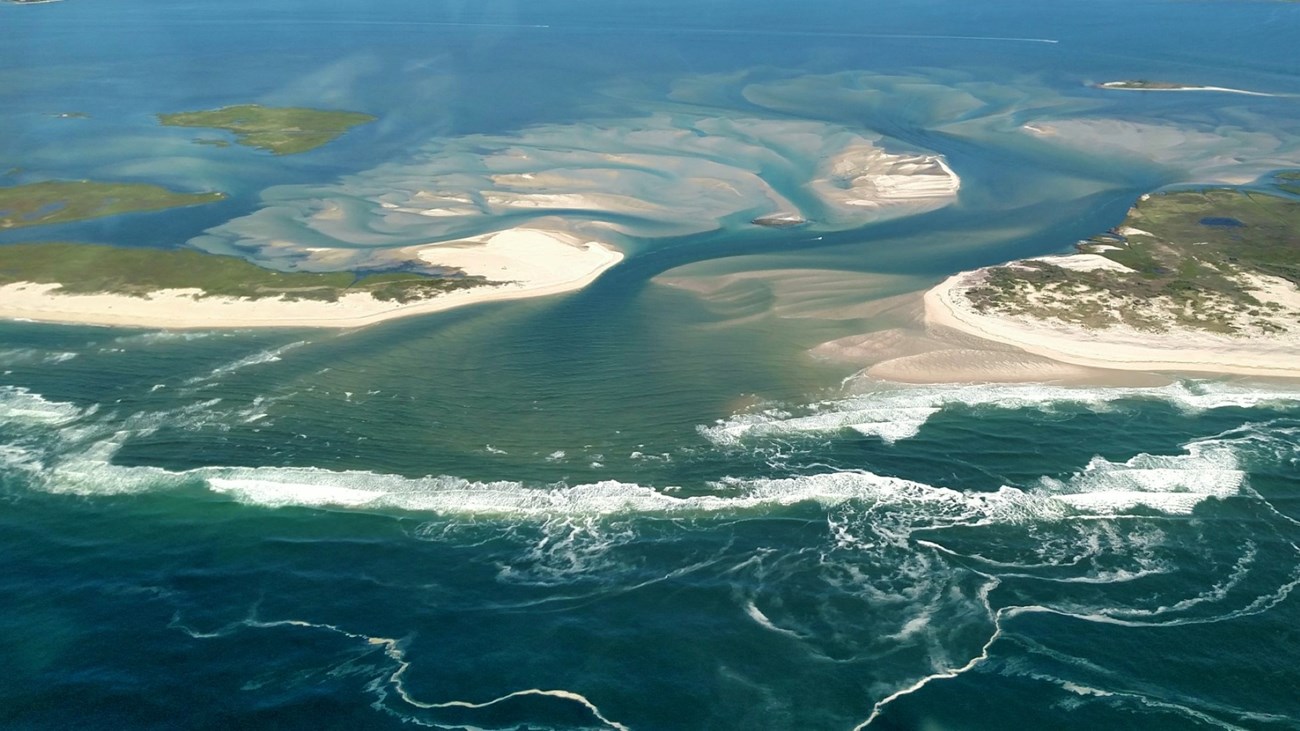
[0, 180, 226, 230]
[158, 104, 376, 155]
[752, 213, 809, 228]
[924, 182, 1300, 378]
[1095, 80, 1273, 96]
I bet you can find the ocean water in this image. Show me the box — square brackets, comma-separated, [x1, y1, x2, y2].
[3, 0, 1300, 728]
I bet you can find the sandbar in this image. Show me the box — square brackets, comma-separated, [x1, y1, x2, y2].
[1096, 81, 1275, 97]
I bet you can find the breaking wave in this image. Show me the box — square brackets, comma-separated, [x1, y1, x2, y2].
[701, 379, 1300, 445]
[0, 383, 1288, 524]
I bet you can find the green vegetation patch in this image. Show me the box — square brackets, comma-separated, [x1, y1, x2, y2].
[1276, 170, 1300, 195]
[1108, 189, 1300, 285]
[158, 104, 376, 155]
[965, 188, 1300, 334]
[0, 180, 225, 230]
[0, 242, 493, 303]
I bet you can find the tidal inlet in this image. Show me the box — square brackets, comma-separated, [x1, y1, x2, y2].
[2, 2, 1300, 730]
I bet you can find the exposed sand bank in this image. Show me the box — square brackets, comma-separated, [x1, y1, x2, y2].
[1096, 81, 1276, 97]
[810, 144, 960, 219]
[923, 269, 1300, 379]
[0, 229, 622, 329]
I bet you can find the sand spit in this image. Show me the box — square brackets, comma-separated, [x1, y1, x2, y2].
[1096, 81, 1276, 97]
[0, 229, 622, 330]
[922, 268, 1300, 379]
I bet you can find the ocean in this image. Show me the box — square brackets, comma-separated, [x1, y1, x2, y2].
[2, 0, 1300, 728]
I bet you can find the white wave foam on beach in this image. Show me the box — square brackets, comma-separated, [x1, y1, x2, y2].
[701, 379, 1300, 446]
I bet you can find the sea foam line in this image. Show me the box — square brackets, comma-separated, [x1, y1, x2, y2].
[173, 609, 630, 731]
[853, 577, 1004, 729]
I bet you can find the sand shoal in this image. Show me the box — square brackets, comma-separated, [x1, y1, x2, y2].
[0, 228, 623, 329]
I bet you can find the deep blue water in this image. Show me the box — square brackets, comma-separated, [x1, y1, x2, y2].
[3, 1, 1300, 729]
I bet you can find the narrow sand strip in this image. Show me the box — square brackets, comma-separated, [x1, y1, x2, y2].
[0, 229, 623, 330]
[1097, 82, 1276, 97]
[924, 271, 1300, 379]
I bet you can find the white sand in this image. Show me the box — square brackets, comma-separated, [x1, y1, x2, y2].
[924, 270, 1300, 379]
[810, 144, 960, 214]
[1026, 253, 1134, 273]
[0, 228, 623, 330]
[1097, 82, 1275, 97]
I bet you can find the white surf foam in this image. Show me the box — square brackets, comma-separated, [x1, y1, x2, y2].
[1040, 437, 1245, 515]
[0, 348, 79, 366]
[0, 385, 90, 426]
[1, 377, 1284, 529]
[183, 341, 307, 386]
[0, 401, 1260, 523]
[701, 380, 1300, 445]
[187, 413, 1278, 522]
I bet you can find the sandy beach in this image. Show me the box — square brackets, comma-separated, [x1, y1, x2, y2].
[922, 270, 1300, 379]
[0, 228, 623, 329]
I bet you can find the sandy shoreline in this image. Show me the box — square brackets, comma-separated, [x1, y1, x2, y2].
[923, 270, 1300, 379]
[0, 229, 623, 329]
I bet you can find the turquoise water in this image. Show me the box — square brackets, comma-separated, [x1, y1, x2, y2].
[4, 0, 1300, 728]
